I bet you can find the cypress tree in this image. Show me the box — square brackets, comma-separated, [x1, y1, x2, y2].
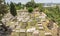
[10, 2, 17, 16]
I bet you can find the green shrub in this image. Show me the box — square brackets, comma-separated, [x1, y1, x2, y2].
[28, 7, 33, 13]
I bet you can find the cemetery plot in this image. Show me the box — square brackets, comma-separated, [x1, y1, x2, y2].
[1, 11, 58, 36]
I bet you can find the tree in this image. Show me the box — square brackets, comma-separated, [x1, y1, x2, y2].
[0, 0, 8, 20]
[0, 0, 3, 4]
[10, 2, 17, 16]
[55, 6, 60, 13]
[15, 2, 22, 10]
[39, 4, 44, 12]
[17, 2, 21, 6]
[28, 7, 33, 13]
[26, 1, 37, 8]
[7, 2, 9, 6]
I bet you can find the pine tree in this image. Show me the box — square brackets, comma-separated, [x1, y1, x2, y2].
[10, 2, 17, 16]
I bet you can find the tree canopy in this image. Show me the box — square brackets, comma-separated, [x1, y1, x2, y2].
[26, 1, 38, 8]
[0, 0, 8, 20]
[10, 2, 17, 16]
[28, 7, 33, 13]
